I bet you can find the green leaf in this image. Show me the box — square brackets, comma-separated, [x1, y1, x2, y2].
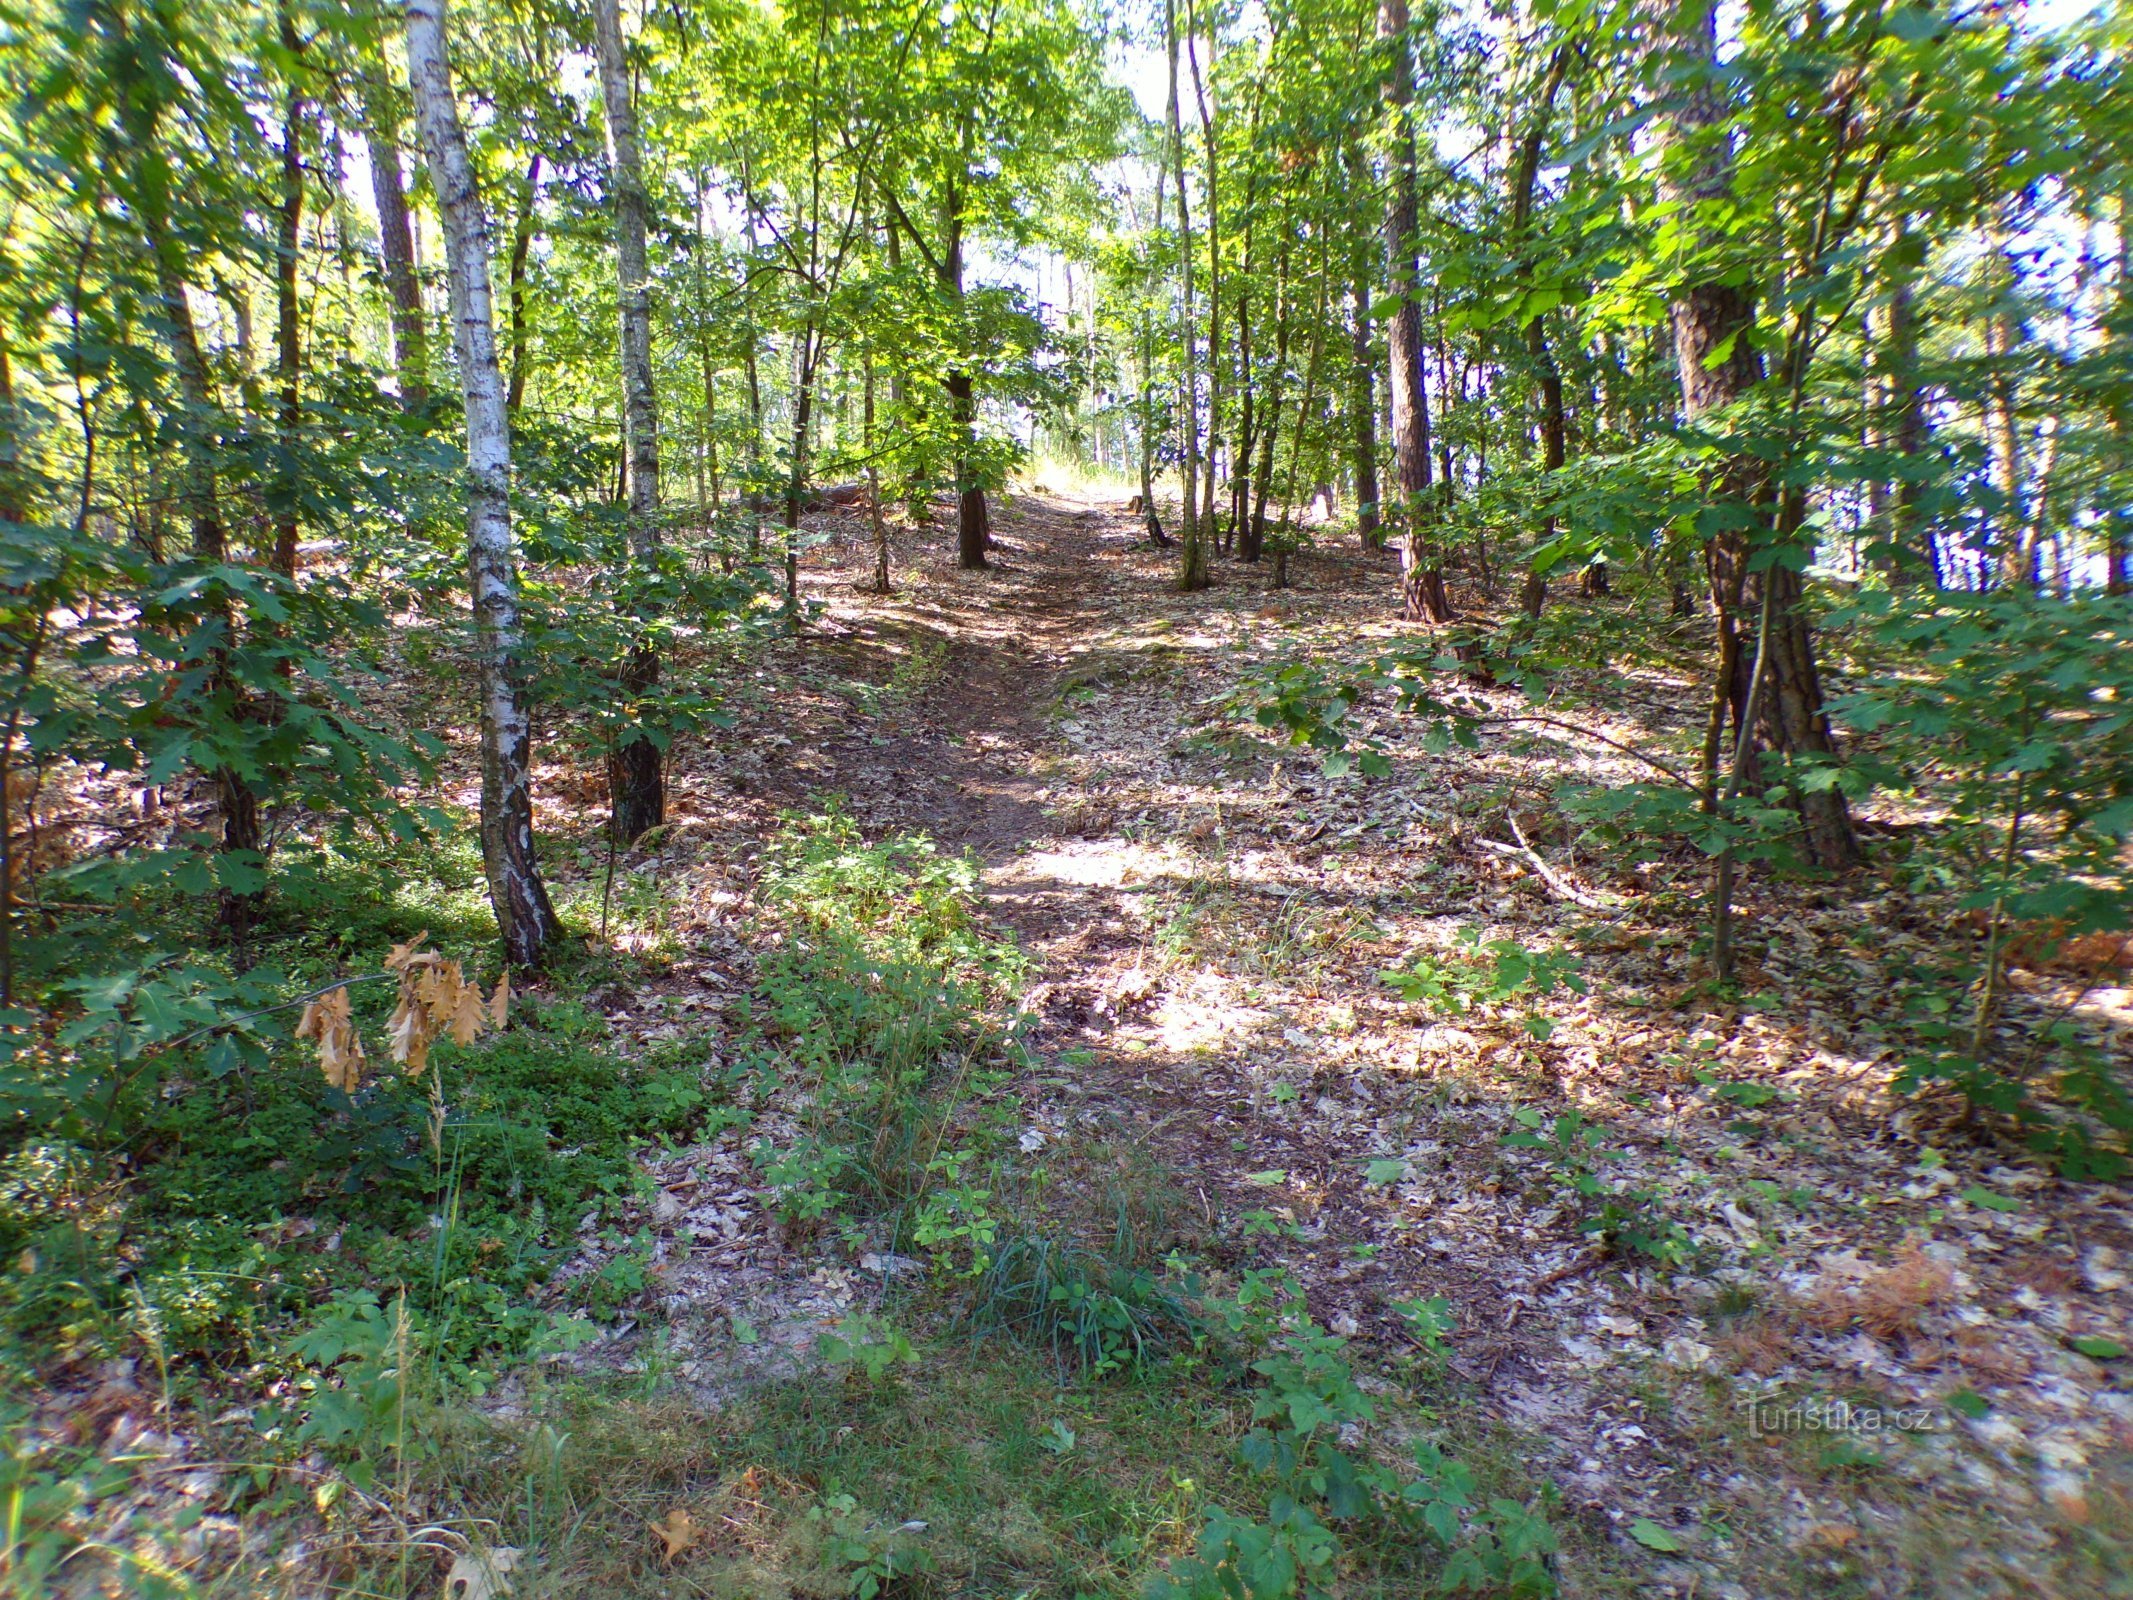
[213, 850, 271, 894]
[2071, 1336, 2124, 1360]
[1961, 1186, 2021, 1213]
[1364, 1159, 1408, 1186]
[1944, 1388, 1989, 1419]
[1246, 1170, 1288, 1186]
[1627, 1518, 1685, 1552]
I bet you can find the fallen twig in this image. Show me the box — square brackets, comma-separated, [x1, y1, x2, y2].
[1474, 814, 1614, 911]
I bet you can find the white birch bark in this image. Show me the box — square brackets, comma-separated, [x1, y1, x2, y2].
[404, 0, 561, 964]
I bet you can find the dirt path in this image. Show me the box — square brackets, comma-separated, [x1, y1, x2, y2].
[599, 489, 2133, 1595]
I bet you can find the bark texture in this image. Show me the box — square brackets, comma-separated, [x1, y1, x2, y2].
[1166, 0, 1208, 590]
[363, 92, 428, 411]
[1654, 0, 1856, 873]
[1379, 0, 1447, 622]
[405, 0, 564, 964]
[593, 0, 665, 841]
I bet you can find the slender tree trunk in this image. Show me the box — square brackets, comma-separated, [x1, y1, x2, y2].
[110, 22, 262, 948]
[0, 331, 19, 527]
[1379, 0, 1446, 622]
[2112, 192, 2133, 595]
[1136, 300, 1169, 547]
[1271, 220, 1333, 580]
[784, 329, 819, 607]
[1870, 221, 1934, 585]
[947, 368, 986, 566]
[1187, 0, 1222, 551]
[937, 186, 989, 570]
[1165, 0, 1208, 590]
[865, 347, 889, 593]
[1247, 229, 1293, 563]
[1232, 287, 1254, 554]
[1510, 46, 1569, 617]
[272, 2, 305, 582]
[406, 0, 563, 965]
[363, 90, 428, 411]
[503, 154, 542, 419]
[1654, 0, 1855, 875]
[593, 0, 664, 841]
[1982, 255, 2033, 591]
[1347, 148, 1381, 551]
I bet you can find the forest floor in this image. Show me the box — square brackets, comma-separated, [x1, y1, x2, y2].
[25, 491, 2133, 1600]
[501, 487, 2132, 1598]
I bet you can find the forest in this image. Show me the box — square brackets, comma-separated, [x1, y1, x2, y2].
[1, 0, 2130, 1593]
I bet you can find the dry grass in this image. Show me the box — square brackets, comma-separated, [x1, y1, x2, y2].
[1804, 1243, 1957, 1341]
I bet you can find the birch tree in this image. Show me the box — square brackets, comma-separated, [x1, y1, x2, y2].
[404, 0, 563, 965]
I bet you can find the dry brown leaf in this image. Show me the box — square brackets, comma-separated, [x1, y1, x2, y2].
[414, 958, 459, 1021]
[442, 1545, 520, 1600]
[385, 932, 433, 973]
[651, 1505, 701, 1565]
[489, 971, 510, 1028]
[296, 985, 366, 1093]
[387, 992, 432, 1078]
[448, 980, 489, 1046]
[386, 949, 502, 1075]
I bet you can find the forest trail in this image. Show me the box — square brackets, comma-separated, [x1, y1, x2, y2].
[15, 0, 2129, 1588]
[635, 490, 1594, 1434]
[589, 491, 2133, 1585]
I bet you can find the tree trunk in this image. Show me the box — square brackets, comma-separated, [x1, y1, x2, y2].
[785, 330, 819, 606]
[1247, 230, 1293, 563]
[1981, 254, 2034, 592]
[1347, 146, 1381, 550]
[1868, 222, 1934, 585]
[111, 21, 262, 948]
[406, 0, 564, 965]
[932, 183, 988, 571]
[1232, 287, 1254, 556]
[504, 154, 542, 419]
[1509, 47, 1570, 616]
[272, 1, 305, 581]
[0, 331, 19, 526]
[1165, 0, 1208, 591]
[1379, 0, 1446, 622]
[593, 0, 665, 842]
[865, 348, 889, 593]
[1654, 0, 1855, 874]
[363, 92, 428, 411]
[1187, 0, 1222, 553]
[2112, 191, 2132, 595]
[1136, 299, 1170, 547]
[948, 369, 986, 567]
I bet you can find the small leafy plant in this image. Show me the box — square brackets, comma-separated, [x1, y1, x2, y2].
[1502, 1109, 1695, 1267]
[1381, 930, 1587, 1040]
[1154, 1271, 1559, 1599]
